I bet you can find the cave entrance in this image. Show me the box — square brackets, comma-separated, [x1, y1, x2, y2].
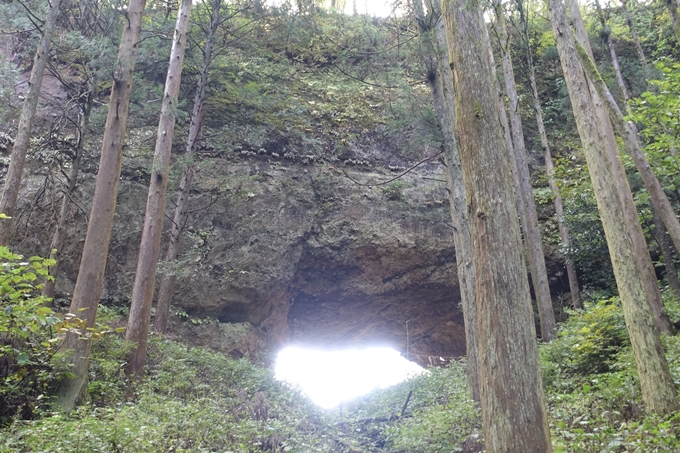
[274, 345, 426, 408]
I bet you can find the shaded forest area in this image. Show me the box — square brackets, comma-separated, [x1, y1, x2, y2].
[1, 0, 680, 451]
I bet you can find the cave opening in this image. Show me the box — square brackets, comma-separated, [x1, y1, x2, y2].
[274, 345, 426, 409]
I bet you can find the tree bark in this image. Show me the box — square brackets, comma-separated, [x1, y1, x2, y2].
[574, 46, 678, 335]
[55, 0, 147, 412]
[591, 0, 677, 328]
[592, 0, 680, 259]
[549, 0, 679, 415]
[412, 0, 479, 403]
[493, 0, 556, 341]
[442, 0, 552, 450]
[530, 66, 581, 308]
[515, 0, 581, 307]
[0, 0, 63, 245]
[126, 0, 192, 379]
[154, 0, 221, 334]
[42, 78, 97, 301]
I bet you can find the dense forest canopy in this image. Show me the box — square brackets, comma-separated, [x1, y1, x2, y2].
[1, 0, 680, 451]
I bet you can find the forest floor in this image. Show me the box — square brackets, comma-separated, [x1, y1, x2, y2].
[2, 294, 680, 453]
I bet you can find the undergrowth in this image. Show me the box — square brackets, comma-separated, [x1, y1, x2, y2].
[2, 268, 680, 452]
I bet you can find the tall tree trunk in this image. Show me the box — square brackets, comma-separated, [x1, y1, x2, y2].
[442, 0, 552, 450]
[412, 0, 479, 403]
[126, 0, 192, 379]
[55, 0, 147, 412]
[666, 0, 680, 47]
[483, 24, 526, 241]
[569, 0, 672, 334]
[574, 44, 678, 335]
[594, 0, 680, 259]
[154, 0, 221, 334]
[484, 17, 554, 325]
[0, 0, 63, 245]
[652, 206, 680, 297]
[549, 0, 679, 415]
[594, 0, 679, 308]
[620, 0, 648, 74]
[42, 78, 97, 301]
[493, 0, 556, 341]
[530, 66, 581, 307]
[516, 0, 581, 308]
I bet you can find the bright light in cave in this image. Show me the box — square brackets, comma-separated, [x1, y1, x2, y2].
[275, 346, 426, 409]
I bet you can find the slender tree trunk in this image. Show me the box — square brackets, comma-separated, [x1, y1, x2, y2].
[442, 0, 552, 450]
[619, 0, 648, 73]
[530, 66, 581, 308]
[592, 0, 680, 260]
[55, 0, 147, 412]
[575, 46, 679, 335]
[666, 0, 680, 47]
[515, 0, 581, 307]
[652, 206, 680, 297]
[42, 78, 97, 301]
[412, 0, 479, 402]
[0, 0, 63, 245]
[493, 0, 556, 341]
[433, 17, 481, 405]
[483, 25, 526, 240]
[126, 0, 192, 379]
[594, 0, 679, 311]
[549, 0, 679, 415]
[154, 0, 221, 334]
[569, 0, 671, 334]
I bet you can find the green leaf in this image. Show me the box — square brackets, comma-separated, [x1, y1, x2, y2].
[16, 352, 30, 365]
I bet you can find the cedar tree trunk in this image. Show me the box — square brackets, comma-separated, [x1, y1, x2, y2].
[549, 0, 679, 414]
[493, 0, 556, 341]
[154, 0, 221, 334]
[574, 43, 676, 334]
[516, 0, 581, 307]
[126, 0, 192, 378]
[54, 0, 147, 412]
[442, 0, 552, 450]
[412, 0, 480, 402]
[0, 0, 63, 245]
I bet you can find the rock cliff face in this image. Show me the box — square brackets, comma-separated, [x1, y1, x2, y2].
[8, 127, 567, 366]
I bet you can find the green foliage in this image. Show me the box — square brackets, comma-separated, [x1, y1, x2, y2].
[553, 153, 616, 292]
[542, 295, 680, 452]
[0, 246, 128, 425]
[541, 299, 629, 389]
[1, 334, 347, 452]
[0, 247, 58, 424]
[629, 61, 680, 193]
[380, 363, 479, 453]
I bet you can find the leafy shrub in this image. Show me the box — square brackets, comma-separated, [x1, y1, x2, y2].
[2, 334, 347, 452]
[548, 335, 680, 452]
[541, 299, 629, 390]
[0, 247, 58, 424]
